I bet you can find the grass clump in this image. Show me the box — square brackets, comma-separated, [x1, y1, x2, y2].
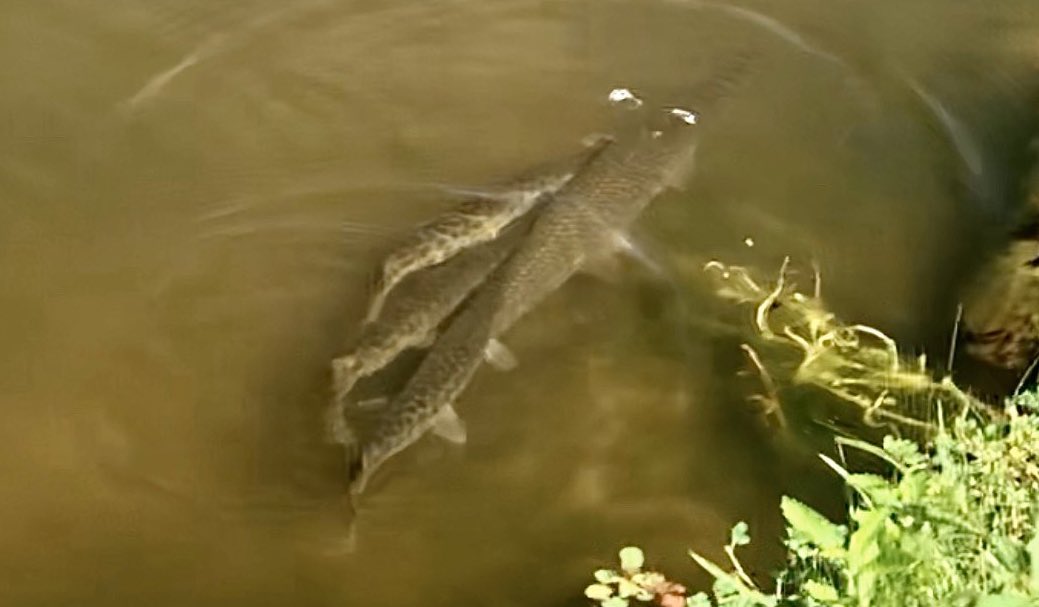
[585, 259, 1039, 607]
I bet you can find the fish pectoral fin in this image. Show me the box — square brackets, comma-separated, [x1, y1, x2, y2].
[609, 232, 666, 277]
[484, 339, 518, 371]
[432, 405, 467, 444]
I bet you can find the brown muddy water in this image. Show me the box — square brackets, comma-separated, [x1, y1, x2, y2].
[2, 1, 1039, 605]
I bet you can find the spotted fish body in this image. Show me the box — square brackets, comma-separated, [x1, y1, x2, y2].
[345, 276, 506, 493]
[346, 56, 754, 495]
[330, 219, 528, 404]
[363, 136, 613, 323]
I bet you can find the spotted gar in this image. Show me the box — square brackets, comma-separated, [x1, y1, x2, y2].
[327, 215, 532, 440]
[363, 135, 613, 323]
[341, 55, 756, 495]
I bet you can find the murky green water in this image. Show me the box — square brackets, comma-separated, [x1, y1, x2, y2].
[2, 1, 1037, 605]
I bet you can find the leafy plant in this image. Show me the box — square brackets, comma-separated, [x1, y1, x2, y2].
[585, 546, 690, 607]
[584, 260, 1039, 607]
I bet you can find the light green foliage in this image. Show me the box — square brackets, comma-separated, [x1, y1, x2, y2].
[670, 393, 1039, 607]
[583, 261, 1039, 607]
[585, 547, 670, 606]
[621, 547, 646, 573]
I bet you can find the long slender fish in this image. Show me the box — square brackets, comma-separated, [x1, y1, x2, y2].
[363, 135, 613, 323]
[328, 215, 532, 413]
[344, 55, 755, 494]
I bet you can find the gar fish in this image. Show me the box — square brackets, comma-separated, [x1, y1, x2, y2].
[342, 55, 756, 495]
[363, 135, 614, 323]
[326, 215, 531, 440]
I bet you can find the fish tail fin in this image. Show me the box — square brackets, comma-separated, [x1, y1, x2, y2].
[344, 438, 371, 496]
[326, 399, 366, 489]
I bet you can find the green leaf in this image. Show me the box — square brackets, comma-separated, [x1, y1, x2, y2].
[617, 579, 642, 599]
[847, 509, 886, 575]
[689, 550, 774, 605]
[619, 546, 645, 573]
[802, 580, 839, 603]
[1028, 530, 1039, 595]
[730, 521, 751, 547]
[896, 472, 928, 503]
[585, 584, 615, 601]
[883, 436, 927, 468]
[686, 592, 712, 607]
[846, 473, 897, 506]
[690, 550, 748, 597]
[631, 572, 664, 587]
[975, 594, 1035, 607]
[780, 496, 847, 552]
[602, 597, 630, 607]
[595, 569, 621, 584]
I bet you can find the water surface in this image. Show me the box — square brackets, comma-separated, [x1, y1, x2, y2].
[2, 1, 1037, 605]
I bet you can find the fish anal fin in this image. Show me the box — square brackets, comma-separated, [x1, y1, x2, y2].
[484, 338, 518, 371]
[432, 405, 467, 444]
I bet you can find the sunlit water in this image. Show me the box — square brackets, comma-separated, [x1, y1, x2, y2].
[2, 1, 1038, 605]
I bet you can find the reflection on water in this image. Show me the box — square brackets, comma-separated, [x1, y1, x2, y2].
[1, 0, 1037, 605]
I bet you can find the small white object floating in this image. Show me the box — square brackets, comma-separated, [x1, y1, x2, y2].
[608, 87, 644, 107]
[669, 108, 699, 125]
[744, 237, 755, 248]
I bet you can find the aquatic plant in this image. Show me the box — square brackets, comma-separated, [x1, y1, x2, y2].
[585, 260, 1039, 607]
[704, 257, 984, 443]
[584, 546, 690, 607]
[679, 393, 1039, 606]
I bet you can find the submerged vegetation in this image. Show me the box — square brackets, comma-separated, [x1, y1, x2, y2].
[586, 260, 1039, 607]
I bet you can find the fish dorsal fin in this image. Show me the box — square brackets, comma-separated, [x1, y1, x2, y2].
[484, 338, 518, 371]
[432, 405, 467, 444]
